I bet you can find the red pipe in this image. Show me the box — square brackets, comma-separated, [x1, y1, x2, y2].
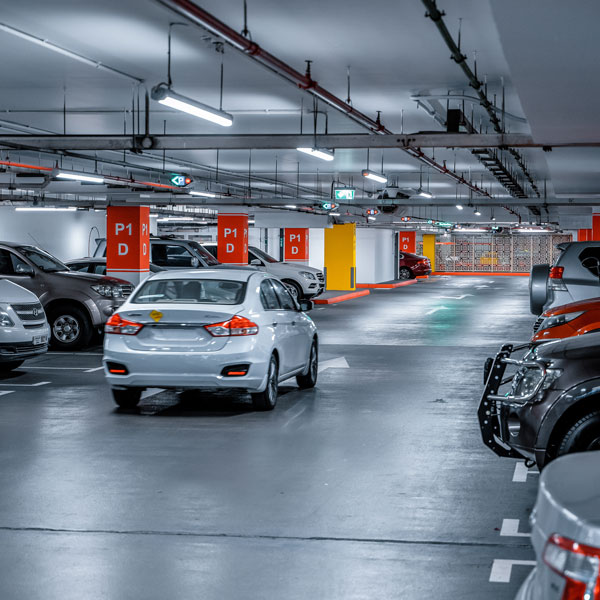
[0, 160, 53, 172]
[155, 0, 489, 197]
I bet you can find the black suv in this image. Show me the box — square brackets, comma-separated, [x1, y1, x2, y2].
[479, 332, 600, 468]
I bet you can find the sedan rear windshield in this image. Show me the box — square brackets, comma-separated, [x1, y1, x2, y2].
[132, 278, 246, 305]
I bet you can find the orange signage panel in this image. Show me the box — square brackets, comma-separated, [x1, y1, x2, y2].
[284, 228, 309, 261]
[400, 231, 416, 254]
[218, 213, 248, 265]
[106, 206, 150, 272]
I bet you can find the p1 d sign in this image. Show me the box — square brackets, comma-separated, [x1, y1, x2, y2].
[400, 231, 416, 254]
[284, 228, 309, 262]
[106, 206, 150, 273]
[218, 213, 248, 265]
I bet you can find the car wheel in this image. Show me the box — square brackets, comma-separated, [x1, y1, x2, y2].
[252, 355, 278, 411]
[112, 388, 142, 409]
[529, 263, 549, 315]
[283, 280, 303, 300]
[556, 410, 600, 457]
[296, 341, 318, 389]
[399, 267, 413, 280]
[0, 360, 24, 373]
[49, 306, 93, 350]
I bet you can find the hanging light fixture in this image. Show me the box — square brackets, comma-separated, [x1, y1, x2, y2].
[188, 190, 217, 198]
[54, 169, 104, 183]
[474, 207, 482, 216]
[456, 204, 464, 210]
[296, 147, 335, 161]
[362, 149, 387, 184]
[416, 166, 434, 198]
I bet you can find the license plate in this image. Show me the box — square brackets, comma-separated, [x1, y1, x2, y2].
[33, 335, 47, 345]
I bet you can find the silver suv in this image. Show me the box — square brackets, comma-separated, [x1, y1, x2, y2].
[0, 242, 132, 350]
[530, 242, 600, 319]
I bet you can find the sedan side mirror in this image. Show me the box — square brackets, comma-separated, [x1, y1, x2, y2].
[299, 299, 314, 312]
[15, 263, 34, 276]
[250, 258, 262, 266]
[191, 257, 200, 268]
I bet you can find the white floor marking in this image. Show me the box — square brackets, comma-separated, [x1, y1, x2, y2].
[425, 306, 449, 315]
[500, 519, 531, 537]
[283, 404, 307, 427]
[141, 388, 163, 399]
[0, 391, 14, 397]
[0, 381, 50, 387]
[84, 366, 104, 373]
[318, 357, 350, 373]
[435, 294, 473, 300]
[475, 285, 490, 288]
[47, 352, 103, 356]
[512, 461, 539, 482]
[489, 559, 536, 583]
[21, 366, 91, 370]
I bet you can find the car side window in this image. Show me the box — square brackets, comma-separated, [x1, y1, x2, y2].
[152, 244, 195, 267]
[93, 264, 107, 275]
[579, 248, 600, 277]
[0, 249, 29, 275]
[270, 279, 297, 310]
[69, 263, 88, 272]
[259, 280, 281, 310]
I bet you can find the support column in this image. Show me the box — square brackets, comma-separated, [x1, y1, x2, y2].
[324, 223, 356, 290]
[217, 212, 248, 265]
[422, 234, 436, 272]
[578, 229, 591, 241]
[283, 228, 309, 263]
[106, 206, 150, 285]
[593, 214, 600, 241]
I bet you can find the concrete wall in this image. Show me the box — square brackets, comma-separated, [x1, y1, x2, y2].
[356, 228, 395, 283]
[308, 229, 325, 271]
[0, 208, 106, 261]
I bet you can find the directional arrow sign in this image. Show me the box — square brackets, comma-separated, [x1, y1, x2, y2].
[318, 357, 350, 373]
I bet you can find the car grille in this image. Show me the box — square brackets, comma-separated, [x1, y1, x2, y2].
[23, 323, 46, 330]
[316, 272, 324, 283]
[10, 302, 45, 322]
[533, 316, 544, 333]
[0, 340, 47, 355]
[120, 285, 134, 298]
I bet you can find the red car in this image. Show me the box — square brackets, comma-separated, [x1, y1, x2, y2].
[399, 252, 432, 279]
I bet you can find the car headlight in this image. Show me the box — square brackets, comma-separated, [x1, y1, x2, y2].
[511, 366, 562, 399]
[300, 271, 316, 280]
[0, 310, 15, 327]
[538, 311, 584, 331]
[91, 284, 124, 298]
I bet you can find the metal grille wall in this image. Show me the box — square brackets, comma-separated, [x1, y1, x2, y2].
[416, 234, 572, 273]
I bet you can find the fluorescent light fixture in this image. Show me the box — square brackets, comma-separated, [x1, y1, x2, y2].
[456, 204, 463, 210]
[189, 190, 217, 198]
[157, 216, 197, 222]
[248, 219, 255, 224]
[417, 189, 434, 199]
[330, 212, 341, 216]
[55, 170, 104, 183]
[297, 147, 335, 161]
[474, 210, 481, 216]
[151, 83, 233, 127]
[368, 216, 376, 221]
[461, 228, 487, 233]
[285, 204, 297, 209]
[16, 207, 77, 212]
[362, 169, 387, 184]
[515, 227, 551, 233]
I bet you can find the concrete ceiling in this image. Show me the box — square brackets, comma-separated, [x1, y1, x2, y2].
[0, 0, 596, 228]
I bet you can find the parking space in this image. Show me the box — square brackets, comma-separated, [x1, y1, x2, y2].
[0, 276, 540, 599]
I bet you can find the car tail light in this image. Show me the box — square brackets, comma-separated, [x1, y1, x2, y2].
[543, 534, 600, 599]
[550, 266, 565, 279]
[204, 315, 258, 337]
[549, 266, 568, 291]
[105, 313, 144, 335]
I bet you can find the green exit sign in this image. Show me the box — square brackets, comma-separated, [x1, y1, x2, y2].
[334, 188, 355, 201]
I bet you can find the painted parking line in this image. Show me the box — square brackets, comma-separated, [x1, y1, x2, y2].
[84, 366, 104, 373]
[21, 366, 92, 371]
[425, 306, 449, 315]
[435, 294, 474, 299]
[0, 381, 50, 387]
[46, 352, 103, 356]
[489, 559, 536, 583]
[500, 519, 531, 538]
[0, 391, 14, 397]
[318, 357, 349, 373]
[512, 461, 539, 482]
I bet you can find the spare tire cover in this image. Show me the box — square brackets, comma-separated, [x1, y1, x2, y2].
[530, 263, 549, 315]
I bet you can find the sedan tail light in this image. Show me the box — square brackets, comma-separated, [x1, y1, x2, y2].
[105, 313, 144, 335]
[543, 534, 600, 599]
[204, 315, 259, 337]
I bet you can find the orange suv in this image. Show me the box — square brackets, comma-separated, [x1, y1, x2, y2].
[532, 296, 600, 343]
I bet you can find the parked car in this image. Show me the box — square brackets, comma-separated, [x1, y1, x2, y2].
[203, 243, 324, 300]
[398, 251, 432, 279]
[0, 279, 50, 372]
[532, 297, 600, 342]
[515, 451, 600, 600]
[103, 269, 319, 410]
[530, 241, 600, 317]
[478, 331, 600, 469]
[0, 242, 132, 350]
[66, 258, 163, 276]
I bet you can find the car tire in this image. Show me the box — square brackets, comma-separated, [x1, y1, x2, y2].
[48, 306, 93, 350]
[112, 388, 142, 409]
[529, 263, 549, 315]
[399, 267, 413, 280]
[296, 341, 318, 389]
[252, 355, 278, 411]
[282, 279, 303, 300]
[556, 410, 600, 457]
[0, 360, 24, 373]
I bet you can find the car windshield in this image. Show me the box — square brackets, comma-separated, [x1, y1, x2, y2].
[188, 241, 220, 266]
[132, 278, 246, 305]
[250, 247, 278, 264]
[16, 246, 68, 272]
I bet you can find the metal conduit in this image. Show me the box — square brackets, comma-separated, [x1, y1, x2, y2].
[154, 0, 490, 198]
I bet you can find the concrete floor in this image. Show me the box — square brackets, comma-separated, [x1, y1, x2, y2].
[0, 275, 539, 599]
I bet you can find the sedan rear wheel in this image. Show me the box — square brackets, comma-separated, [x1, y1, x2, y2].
[399, 267, 413, 280]
[296, 342, 318, 389]
[112, 388, 142, 409]
[252, 355, 278, 411]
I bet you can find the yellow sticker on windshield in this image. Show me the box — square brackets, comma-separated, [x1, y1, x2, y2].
[150, 310, 163, 323]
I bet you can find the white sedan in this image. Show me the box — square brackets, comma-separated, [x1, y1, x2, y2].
[103, 269, 319, 411]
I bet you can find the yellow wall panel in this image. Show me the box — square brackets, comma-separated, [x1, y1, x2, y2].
[324, 224, 356, 290]
[422, 234, 436, 271]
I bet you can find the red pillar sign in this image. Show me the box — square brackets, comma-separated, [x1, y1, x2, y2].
[593, 215, 600, 241]
[106, 206, 150, 284]
[218, 213, 248, 265]
[400, 231, 416, 254]
[284, 228, 309, 262]
[579, 229, 591, 241]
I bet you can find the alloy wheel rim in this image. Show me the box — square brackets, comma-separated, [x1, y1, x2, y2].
[399, 269, 410, 279]
[53, 315, 80, 343]
[268, 361, 277, 405]
[587, 436, 600, 451]
[310, 346, 317, 379]
[285, 284, 299, 299]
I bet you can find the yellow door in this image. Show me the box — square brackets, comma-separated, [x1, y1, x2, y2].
[324, 224, 356, 290]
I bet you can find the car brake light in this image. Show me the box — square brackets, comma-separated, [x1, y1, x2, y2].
[204, 315, 259, 337]
[543, 534, 600, 599]
[105, 313, 144, 335]
[550, 266, 565, 279]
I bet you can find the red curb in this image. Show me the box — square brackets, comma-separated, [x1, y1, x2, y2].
[356, 280, 417, 289]
[313, 289, 371, 304]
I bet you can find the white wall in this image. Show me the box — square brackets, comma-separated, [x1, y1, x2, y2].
[0, 208, 106, 261]
[308, 229, 325, 271]
[356, 228, 395, 283]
